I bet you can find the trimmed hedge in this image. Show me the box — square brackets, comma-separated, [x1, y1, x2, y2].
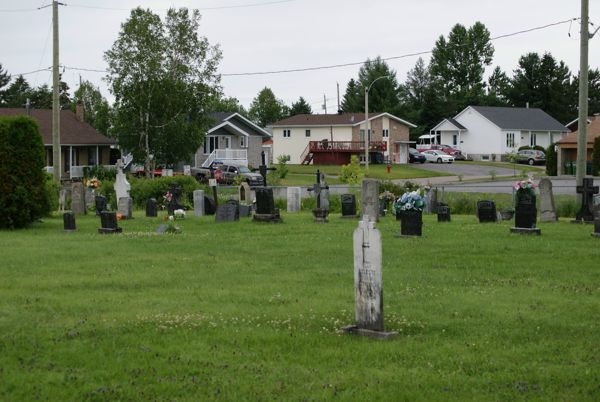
[545, 143, 557, 176]
[129, 176, 202, 209]
[0, 116, 51, 228]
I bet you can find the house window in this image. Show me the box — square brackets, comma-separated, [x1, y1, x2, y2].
[506, 132, 515, 148]
[359, 129, 372, 141]
[383, 129, 389, 138]
[305, 129, 311, 137]
[240, 136, 246, 148]
[283, 129, 291, 138]
[223, 137, 231, 149]
[87, 146, 97, 165]
[453, 135, 458, 146]
[203, 136, 219, 154]
[530, 133, 537, 147]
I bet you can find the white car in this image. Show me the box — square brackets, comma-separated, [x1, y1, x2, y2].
[422, 150, 454, 164]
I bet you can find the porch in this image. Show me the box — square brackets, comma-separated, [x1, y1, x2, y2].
[199, 148, 248, 168]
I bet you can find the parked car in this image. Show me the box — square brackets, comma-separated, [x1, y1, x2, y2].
[408, 148, 426, 163]
[425, 144, 463, 157]
[190, 161, 224, 183]
[422, 150, 454, 164]
[130, 164, 164, 178]
[215, 164, 264, 187]
[516, 149, 545, 165]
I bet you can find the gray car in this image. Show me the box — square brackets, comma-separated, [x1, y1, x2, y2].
[217, 164, 264, 187]
[516, 150, 545, 165]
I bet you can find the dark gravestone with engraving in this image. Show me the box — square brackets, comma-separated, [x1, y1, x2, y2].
[167, 185, 185, 215]
[477, 200, 497, 223]
[63, 212, 76, 231]
[98, 211, 122, 234]
[95, 195, 107, 216]
[253, 187, 281, 222]
[437, 203, 451, 222]
[216, 200, 240, 222]
[511, 190, 541, 235]
[573, 178, 599, 223]
[204, 196, 216, 215]
[341, 194, 358, 218]
[146, 198, 158, 217]
[593, 206, 600, 237]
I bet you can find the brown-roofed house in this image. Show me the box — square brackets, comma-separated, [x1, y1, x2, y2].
[0, 107, 117, 179]
[556, 118, 600, 175]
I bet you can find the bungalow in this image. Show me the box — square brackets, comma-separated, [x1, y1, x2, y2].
[271, 112, 416, 165]
[556, 118, 600, 175]
[0, 106, 117, 179]
[431, 106, 568, 161]
[193, 112, 272, 168]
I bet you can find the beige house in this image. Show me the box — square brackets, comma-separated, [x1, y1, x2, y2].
[271, 112, 416, 165]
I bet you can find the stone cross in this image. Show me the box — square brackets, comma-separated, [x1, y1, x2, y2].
[575, 178, 599, 222]
[114, 159, 131, 203]
[287, 187, 301, 213]
[307, 170, 329, 210]
[353, 219, 383, 331]
[538, 178, 557, 222]
[361, 179, 379, 222]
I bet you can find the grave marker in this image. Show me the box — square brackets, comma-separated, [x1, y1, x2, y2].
[253, 187, 281, 222]
[573, 178, 599, 223]
[146, 198, 158, 217]
[71, 182, 86, 215]
[341, 194, 358, 218]
[193, 190, 205, 217]
[118, 197, 133, 219]
[63, 212, 76, 231]
[216, 199, 240, 222]
[95, 195, 107, 216]
[361, 179, 379, 222]
[98, 211, 122, 234]
[114, 159, 131, 202]
[511, 188, 541, 235]
[307, 170, 329, 222]
[538, 178, 557, 222]
[477, 200, 497, 223]
[437, 203, 451, 222]
[287, 187, 301, 213]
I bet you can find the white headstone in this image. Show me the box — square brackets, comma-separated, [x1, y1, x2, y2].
[183, 165, 191, 176]
[193, 189, 205, 217]
[114, 160, 131, 202]
[361, 179, 379, 222]
[287, 187, 302, 213]
[118, 196, 132, 219]
[71, 182, 86, 215]
[539, 178, 557, 222]
[353, 219, 383, 331]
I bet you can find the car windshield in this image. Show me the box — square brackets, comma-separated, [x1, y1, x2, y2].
[238, 166, 251, 173]
[409, 148, 419, 154]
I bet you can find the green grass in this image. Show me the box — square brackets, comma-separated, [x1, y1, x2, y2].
[1, 212, 600, 400]
[457, 160, 546, 176]
[287, 164, 451, 180]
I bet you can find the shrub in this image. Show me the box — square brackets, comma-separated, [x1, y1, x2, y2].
[129, 176, 200, 209]
[276, 155, 289, 179]
[592, 137, 600, 176]
[0, 116, 51, 229]
[339, 155, 364, 185]
[533, 145, 546, 152]
[83, 164, 116, 181]
[518, 145, 532, 151]
[44, 173, 60, 212]
[545, 143, 558, 176]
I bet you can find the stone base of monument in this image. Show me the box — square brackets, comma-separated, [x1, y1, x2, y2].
[340, 325, 398, 340]
[312, 208, 329, 223]
[98, 227, 123, 234]
[592, 232, 600, 237]
[571, 219, 594, 224]
[253, 209, 281, 223]
[510, 227, 541, 235]
[239, 204, 252, 217]
[341, 214, 359, 219]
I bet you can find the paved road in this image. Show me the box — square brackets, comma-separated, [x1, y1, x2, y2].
[442, 178, 580, 195]
[414, 161, 518, 177]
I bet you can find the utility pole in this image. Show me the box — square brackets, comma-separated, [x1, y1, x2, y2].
[322, 94, 327, 114]
[52, 1, 63, 182]
[336, 82, 340, 113]
[576, 0, 589, 200]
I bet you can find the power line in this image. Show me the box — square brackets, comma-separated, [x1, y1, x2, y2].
[64, 0, 295, 12]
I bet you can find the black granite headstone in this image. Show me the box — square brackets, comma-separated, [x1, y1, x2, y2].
[341, 194, 357, 217]
[477, 200, 497, 223]
[575, 178, 599, 223]
[216, 200, 240, 222]
[94, 195, 107, 216]
[63, 212, 76, 231]
[514, 191, 537, 229]
[167, 185, 185, 215]
[255, 187, 275, 215]
[437, 203, 451, 222]
[98, 211, 122, 234]
[146, 198, 158, 217]
[204, 195, 216, 215]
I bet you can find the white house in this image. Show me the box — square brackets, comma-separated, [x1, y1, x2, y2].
[271, 112, 416, 165]
[430, 106, 569, 161]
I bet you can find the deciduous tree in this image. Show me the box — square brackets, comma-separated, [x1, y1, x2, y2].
[248, 87, 288, 127]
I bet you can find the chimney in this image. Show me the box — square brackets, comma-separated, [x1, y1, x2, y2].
[76, 102, 85, 122]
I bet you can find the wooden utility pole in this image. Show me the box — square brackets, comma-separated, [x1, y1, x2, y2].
[576, 0, 589, 199]
[52, 0, 62, 182]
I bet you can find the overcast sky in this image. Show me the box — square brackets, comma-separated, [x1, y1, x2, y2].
[1, 0, 598, 112]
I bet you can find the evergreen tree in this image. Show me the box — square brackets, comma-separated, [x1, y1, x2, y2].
[485, 66, 510, 106]
[289, 96, 312, 115]
[0, 63, 10, 105]
[340, 78, 362, 112]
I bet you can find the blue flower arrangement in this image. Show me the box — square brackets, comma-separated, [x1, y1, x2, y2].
[393, 190, 426, 213]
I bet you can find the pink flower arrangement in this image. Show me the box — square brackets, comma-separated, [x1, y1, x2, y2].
[513, 178, 537, 191]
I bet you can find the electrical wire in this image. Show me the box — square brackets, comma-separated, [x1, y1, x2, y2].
[63, 0, 295, 12]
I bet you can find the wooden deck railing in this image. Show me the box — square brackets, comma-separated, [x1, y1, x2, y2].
[308, 141, 387, 153]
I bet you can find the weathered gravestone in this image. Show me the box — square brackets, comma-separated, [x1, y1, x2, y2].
[167, 185, 185, 215]
[253, 187, 281, 222]
[63, 212, 76, 231]
[592, 205, 600, 237]
[573, 178, 599, 223]
[477, 200, 497, 223]
[361, 179, 379, 222]
[71, 182, 86, 215]
[114, 159, 131, 203]
[84, 187, 96, 208]
[510, 188, 541, 235]
[341, 219, 397, 339]
[238, 183, 254, 217]
[204, 195, 216, 215]
[424, 187, 438, 214]
[146, 198, 158, 217]
[216, 199, 240, 222]
[341, 194, 358, 218]
[437, 203, 451, 222]
[308, 171, 329, 222]
[193, 190, 204, 217]
[118, 197, 133, 219]
[98, 211, 122, 234]
[538, 178, 557, 222]
[95, 195, 107, 216]
[287, 187, 302, 213]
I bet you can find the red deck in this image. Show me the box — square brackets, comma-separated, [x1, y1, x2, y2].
[301, 141, 387, 165]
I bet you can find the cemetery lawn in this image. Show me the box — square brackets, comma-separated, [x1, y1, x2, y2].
[287, 164, 451, 180]
[2, 212, 600, 401]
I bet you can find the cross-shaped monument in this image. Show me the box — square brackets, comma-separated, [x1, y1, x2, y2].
[574, 178, 599, 223]
[307, 170, 329, 222]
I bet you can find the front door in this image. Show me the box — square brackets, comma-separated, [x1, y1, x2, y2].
[399, 144, 408, 164]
